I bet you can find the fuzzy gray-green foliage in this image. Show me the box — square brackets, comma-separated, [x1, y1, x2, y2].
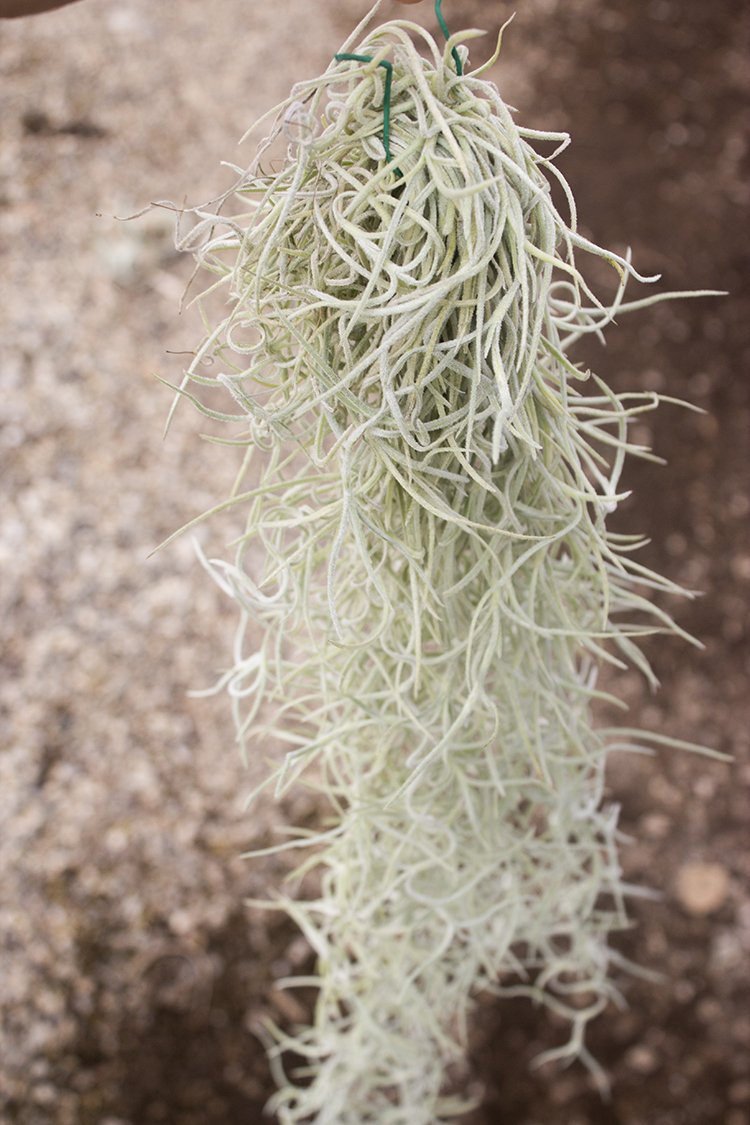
[166, 8, 719, 1122]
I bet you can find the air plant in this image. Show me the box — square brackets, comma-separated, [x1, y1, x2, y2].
[163, 4, 720, 1121]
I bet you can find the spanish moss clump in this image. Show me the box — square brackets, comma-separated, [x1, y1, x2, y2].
[165, 8, 718, 1122]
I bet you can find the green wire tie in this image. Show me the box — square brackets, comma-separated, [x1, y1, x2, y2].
[334, 53, 397, 169]
[436, 0, 463, 77]
[334, 3, 462, 178]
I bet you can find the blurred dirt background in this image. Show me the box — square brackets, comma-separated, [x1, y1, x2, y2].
[0, 0, 748, 1122]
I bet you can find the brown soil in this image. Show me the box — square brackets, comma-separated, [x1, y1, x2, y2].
[1, 1, 747, 1123]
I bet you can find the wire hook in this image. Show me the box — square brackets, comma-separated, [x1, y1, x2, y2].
[334, 1, 463, 178]
[435, 0, 463, 76]
[334, 53, 400, 175]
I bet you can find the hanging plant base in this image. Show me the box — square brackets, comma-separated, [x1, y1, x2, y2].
[161, 7, 722, 1122]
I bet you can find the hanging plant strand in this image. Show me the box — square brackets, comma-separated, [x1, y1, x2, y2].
[165, 10, 721, 1123]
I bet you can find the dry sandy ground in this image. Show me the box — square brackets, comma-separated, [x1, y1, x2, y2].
[1, 1, 748, 1123]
